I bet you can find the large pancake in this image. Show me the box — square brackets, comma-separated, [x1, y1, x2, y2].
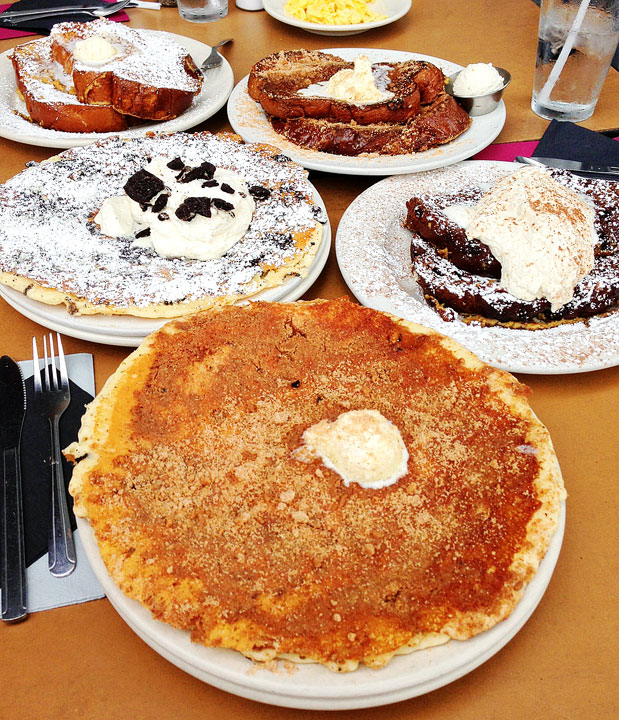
[67, 298, 565, 671]
[0, 132, 323, 317]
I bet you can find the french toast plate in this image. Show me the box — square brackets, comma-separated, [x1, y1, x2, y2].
[76, 504, 564, 709]
[227, 48, 506, 176]
[262, 0, 411, 36]
[336, 161, 619, 374]
[0, 183, 331, 346]
[0, 32, 234, 149]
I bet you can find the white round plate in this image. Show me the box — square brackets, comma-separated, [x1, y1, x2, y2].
[0, 187, 330, 346]
[227, 48, 505, 176]
[336, 161, 619, 374]
[77, 503, 564, 710]
[0, 32, 234, 149]
[262, 0, 411, 36]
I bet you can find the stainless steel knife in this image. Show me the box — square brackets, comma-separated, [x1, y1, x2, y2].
[515, 155, 619, 178]
[0, 355, 27, 623]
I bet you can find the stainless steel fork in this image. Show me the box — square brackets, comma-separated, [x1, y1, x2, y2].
[32, 334, 76, 578]
[200, 38, 232, 72]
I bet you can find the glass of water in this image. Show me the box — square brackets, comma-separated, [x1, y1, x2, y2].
[531, 0, 619, 122]
[177, 0, 228, 22]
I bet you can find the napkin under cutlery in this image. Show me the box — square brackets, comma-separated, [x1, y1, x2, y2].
[532, 119, 619, 166]
[0, 353, 104, 613]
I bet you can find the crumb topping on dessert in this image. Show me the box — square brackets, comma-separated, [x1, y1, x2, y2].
[68, 299, 564, 670]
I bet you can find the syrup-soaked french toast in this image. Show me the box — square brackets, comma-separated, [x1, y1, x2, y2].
[248, 49, 444, 125]
[269, 93, 472, 157]
[248, 49, 471, 157]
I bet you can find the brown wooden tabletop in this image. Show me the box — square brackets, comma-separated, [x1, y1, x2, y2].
[0, 1, 618, 718]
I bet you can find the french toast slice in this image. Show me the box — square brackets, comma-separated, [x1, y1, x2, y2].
[248, 49, 445, 125]
[406, 169, 619, 326]
[49, 19, 202, 121]
[269, 92, 472, 156]
[405, 194, 501, 277]
[11, 38, 130, 133]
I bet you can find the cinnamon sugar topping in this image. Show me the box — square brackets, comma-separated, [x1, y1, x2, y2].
[67, 299, 565, 670]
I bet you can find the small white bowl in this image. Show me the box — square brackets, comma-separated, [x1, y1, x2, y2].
[446, 67, 511, 116]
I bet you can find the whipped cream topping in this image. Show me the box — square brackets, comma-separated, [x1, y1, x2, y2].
[453, 62, 503, 96]
[295, 409, 409, 489]
[73, 36, 118, 65]
[326, 55, 387, 103]
[464, 166, 597, 311]
[297, 56, 393, 105]
[95, 157, 255, 261]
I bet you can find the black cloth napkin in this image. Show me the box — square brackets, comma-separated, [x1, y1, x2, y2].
[533, 119, 619, 164]
[21, 373, 92, 567]
[0, 0, 124, 35]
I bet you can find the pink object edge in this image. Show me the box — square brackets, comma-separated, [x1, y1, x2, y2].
[0, 2, 129, 39]
[473, 136, 618, 162]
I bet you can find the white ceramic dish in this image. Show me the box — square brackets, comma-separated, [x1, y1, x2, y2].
[227, 48, 505, 175]
[0, 202, 330, 346]
[262, 0, 411, 36]
[0, 32, 234, 149]
[77, 502, 564, 710]
[335, 160, 619, 374]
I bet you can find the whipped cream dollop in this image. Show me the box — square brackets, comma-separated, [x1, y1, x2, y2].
[453, 62, 503, 96]
[297, 55, 393, 105]
[295, 409, 409, 489]
[326, 55, 387, 103]
[95, 156, 256, 261]
[449, 166, 596, 311]
[73, 35, 118, 65]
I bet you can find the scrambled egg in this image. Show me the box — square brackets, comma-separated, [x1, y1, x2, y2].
[284, 0, 387, 25]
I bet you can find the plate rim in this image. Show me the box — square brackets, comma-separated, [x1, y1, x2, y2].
[0, 31, 234, 149]
[226, 48, 506, 176]
[335, 159, 619, 374]
[76, 501, 565, 709]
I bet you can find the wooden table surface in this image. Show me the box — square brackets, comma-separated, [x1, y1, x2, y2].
[0, 1, 617, 718]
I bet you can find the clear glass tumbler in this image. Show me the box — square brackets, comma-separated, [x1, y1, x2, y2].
[177, 0, 228, 22]
[531, 0, 619, 122]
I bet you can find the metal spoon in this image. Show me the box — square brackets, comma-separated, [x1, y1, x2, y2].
[200, 38, 232, 72]
[1, 0, 136, 24]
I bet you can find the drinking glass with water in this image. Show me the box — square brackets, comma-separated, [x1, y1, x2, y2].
[532, 0, 619, 122]
[177, 0, 228, 22]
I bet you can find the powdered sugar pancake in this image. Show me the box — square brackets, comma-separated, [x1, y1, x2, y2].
[0, 132, 324, 317]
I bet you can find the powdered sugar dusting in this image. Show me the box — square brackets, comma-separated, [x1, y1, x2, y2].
[0, 132, 320, 312]
[11, 38, 79, 106]
[336, 161, 619, 374]
[50, 20, 201, 92]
